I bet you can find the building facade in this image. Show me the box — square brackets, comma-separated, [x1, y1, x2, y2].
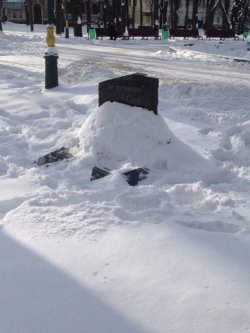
[2, 0, 249, 31]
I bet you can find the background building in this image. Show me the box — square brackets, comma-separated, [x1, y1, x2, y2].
[2, 0, 250, 33]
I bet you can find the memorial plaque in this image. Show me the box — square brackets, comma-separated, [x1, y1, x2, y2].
[99, 73, 159, 115]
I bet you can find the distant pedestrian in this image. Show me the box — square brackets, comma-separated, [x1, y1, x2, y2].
[108, 22, 117, 40]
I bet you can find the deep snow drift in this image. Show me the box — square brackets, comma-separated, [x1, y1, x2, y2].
[1, 22, 250, 333]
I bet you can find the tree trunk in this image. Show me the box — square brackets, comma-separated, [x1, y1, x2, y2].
[71, 0, 83, 36]
[153, 0, 159, 26]
[124, 0, 129, 29]
[222, 0, 230, 29]
[192, 0, 198, 29]
[48, 0, 54, 25]
[86, 0, 91, 30]
[29, 0, 34, 31]
[0, 0, 3, 32]
[185, 0, 189, 25]
[173, 0, 178, 28]
[132, 0, 136, 28]
[205, 0, 217, 30]
[162, 0, 168, 25]
[140, 0, 143, 26]
[56, 0, 64, 34]
[169, 0, 173, 27]
[159, 0, 163, 27]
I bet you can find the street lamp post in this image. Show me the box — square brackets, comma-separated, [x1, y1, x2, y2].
[44, 0, 59, 89]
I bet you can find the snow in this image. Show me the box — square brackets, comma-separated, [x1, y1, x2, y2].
[1, 22, 250, 332]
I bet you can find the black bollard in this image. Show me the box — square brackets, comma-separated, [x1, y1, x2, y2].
[65, 26, 69, 38]
[65, 19, 69, 38]
[44, 53, 59, 89]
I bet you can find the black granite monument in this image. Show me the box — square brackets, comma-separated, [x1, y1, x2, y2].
[98, 73, 159, 115]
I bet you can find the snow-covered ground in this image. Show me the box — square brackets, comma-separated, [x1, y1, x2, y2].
[1, 22, 250, 333]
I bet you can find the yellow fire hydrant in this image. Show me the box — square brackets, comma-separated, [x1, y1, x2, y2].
[46, 25, 55, 47]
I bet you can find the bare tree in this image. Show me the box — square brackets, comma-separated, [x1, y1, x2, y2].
[162, 0, 168, 26]
[28, 0, 34, 31]
[56, 0, 64, 35]
[71, 0, 83, 36]
[132, 0, 136, 27]
[153, 0, 159, 26]
[205, 0, 231, 30]
[231, 0, 249, 33]
[169, 0, 179, 28]
[140, 0, 143, 26]
[192, 0, 198, 28]
[205, 0, 217, 29]
[222, 0, 231, 28]
[185, 0, 190, 25]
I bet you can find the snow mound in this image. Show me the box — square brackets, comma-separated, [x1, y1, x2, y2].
[79, 102, 171, 169]
[212, 121, 250, 167]
[60, 63, 114, 85]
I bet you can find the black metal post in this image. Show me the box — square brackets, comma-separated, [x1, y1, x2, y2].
[45, 0, 59, 89]
[45, 54, 59, 88]
[65, 19, 69, 37]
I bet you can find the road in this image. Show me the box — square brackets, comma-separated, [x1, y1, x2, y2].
[1, 32, 250, 85]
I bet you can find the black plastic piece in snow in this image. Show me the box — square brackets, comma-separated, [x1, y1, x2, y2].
[37, 147, 72, 166]
[123, 168, 149, 186]
[91, 166, 110, 181]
